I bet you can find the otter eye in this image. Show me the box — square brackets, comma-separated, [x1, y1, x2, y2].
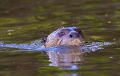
[58, 32, 65, 37]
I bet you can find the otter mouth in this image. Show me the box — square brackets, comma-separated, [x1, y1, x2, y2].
[70, 39, 82, 46]
[58, 38, 83, 46]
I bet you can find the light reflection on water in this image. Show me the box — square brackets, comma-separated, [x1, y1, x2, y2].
[0, 40, 116, 72]
[0, 40, 116, 52]
[0, 41, 118, 76]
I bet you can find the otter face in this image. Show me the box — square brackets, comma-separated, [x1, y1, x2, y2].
[41, 27, 84, 48]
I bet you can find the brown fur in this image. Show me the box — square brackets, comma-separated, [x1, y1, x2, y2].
[41, 27, 84, 48]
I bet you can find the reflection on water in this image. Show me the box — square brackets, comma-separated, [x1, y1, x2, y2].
[47, 46, 84, 70]
[0, 40, 42, 51]
[40, 42, 115, 71]
[0, 40, 116, 76]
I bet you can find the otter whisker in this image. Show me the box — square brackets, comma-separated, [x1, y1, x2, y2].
[58, 39, 63, 46]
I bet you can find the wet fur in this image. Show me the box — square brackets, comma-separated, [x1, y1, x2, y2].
[41, 27, 84, 48]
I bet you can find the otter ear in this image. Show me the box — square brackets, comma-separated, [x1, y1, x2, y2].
[76, 29, 84, 38]
[41, 37, 47, 45]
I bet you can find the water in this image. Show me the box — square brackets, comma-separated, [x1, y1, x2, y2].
[0, 0, 120, 76]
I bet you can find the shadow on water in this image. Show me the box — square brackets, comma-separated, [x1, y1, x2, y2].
[0, 0, 120, 76]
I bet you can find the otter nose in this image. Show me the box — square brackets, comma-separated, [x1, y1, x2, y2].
[69, 32, 79, 38]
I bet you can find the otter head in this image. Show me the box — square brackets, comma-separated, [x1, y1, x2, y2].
[41, 27, 84, 48]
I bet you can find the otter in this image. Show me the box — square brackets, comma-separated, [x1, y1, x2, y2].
[41, 27, 84, 48]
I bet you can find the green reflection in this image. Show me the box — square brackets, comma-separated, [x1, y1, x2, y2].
[32, 6, 45, 12]
[38, 66, 64, 76]
[115, 10, 120, 14]
[51, 11, 70, 16]
[89, 57, 109, 63]
[49, 5, 66, 10]
[0, 0, 120, 76]
[84, 15, 95, 19]
[81, 71, 108, 76]
[0, 18, 16, 25]
[81, 4, 95, 9]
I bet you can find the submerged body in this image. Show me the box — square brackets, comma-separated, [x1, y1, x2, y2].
[41, 27, 84, 48]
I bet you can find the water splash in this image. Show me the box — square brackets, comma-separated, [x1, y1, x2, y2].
[0, 40, 116, 52]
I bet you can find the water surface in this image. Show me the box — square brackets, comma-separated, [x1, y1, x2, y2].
[0, 0, 120, 76]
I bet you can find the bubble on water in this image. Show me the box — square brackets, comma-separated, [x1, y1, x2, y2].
[7, 29, 14, 32]
[8, 33, 12, 35]
[108, 21, 111, 23]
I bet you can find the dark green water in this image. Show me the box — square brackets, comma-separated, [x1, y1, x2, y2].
[0, 0, 120, 76]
